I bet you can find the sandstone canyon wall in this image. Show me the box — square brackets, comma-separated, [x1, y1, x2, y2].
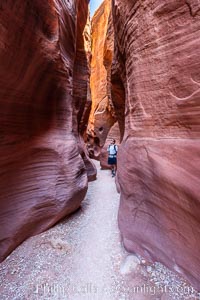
[0, 0, 95, 262]
[112, 0, 200, 289]
[87, 0, 119, 161]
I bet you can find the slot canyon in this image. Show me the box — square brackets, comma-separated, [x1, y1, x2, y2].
[0, 0, 200, 299]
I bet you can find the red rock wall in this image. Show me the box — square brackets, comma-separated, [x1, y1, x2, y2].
[112, 0, 200, 289]
[0, 0, 95, 261]
[72, 4, 97, 181]
[87, 0, 117, 160]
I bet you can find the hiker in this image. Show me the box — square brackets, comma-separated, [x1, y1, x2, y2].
[107, 139, 118, 177]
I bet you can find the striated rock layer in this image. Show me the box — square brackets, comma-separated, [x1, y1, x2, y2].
[0, 0, 95, 262]
[112, 0, 200, 289]
[87, 0, 117, 160]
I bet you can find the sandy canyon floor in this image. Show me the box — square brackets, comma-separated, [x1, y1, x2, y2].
[0, 161, 198, 300]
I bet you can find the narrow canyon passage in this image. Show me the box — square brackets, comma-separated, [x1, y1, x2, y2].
[0, 0, 200, 297]
[0, 161, 196, 300]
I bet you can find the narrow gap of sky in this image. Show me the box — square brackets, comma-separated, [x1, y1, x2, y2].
[90, 0, 104, 17]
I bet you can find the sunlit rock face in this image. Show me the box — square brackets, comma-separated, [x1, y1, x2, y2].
[87, 0, 117, 160]
[0, 0, 95, 262]
[112, 0, 200, 289]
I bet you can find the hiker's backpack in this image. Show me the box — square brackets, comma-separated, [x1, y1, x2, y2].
[109, 144, 117, 155]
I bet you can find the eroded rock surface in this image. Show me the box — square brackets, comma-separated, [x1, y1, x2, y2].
[0, 0, 95, 262]
[87, 0, 117, 160]
[112, 0, 200, 289]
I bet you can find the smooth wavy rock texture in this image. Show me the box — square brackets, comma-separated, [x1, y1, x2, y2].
[0, 0, 95, 262]
[112, 0, 200, 289]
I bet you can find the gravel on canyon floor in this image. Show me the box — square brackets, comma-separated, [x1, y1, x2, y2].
[0, 161, 199, 300]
